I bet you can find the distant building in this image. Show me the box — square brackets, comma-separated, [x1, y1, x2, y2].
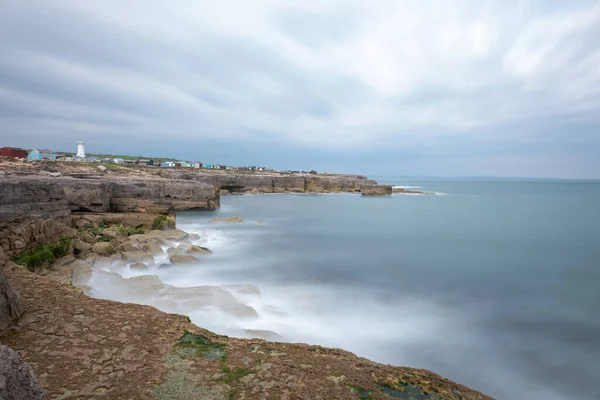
[27, 149, 56, 161]
[136, 159, 154, 166]
[0, 147, 27, 159]
[87, 156, 100, 162]
[113, 158, 124, 164]
[192, 162, 201, 169]
[160, 161, 176, 168]
[77, 141, 85, 158]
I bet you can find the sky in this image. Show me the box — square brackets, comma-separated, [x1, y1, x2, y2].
[1, 1, 599, 178]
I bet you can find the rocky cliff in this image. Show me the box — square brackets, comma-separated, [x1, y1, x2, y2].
[0, 176, 218, 258]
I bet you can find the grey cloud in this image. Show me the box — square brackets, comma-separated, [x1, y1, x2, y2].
[0, 1, 599, 177]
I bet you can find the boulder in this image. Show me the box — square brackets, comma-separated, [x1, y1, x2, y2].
[120, 252, 154, 265]
[114, 241, 139, 253]
[73, 239, 92, 252]
[130, 263, 148, 271]
[167, 247, 186, 257]
[169, 255, 200, 265]
[78, 231, 97, 244]
[75, 219, 93, 229]
[186, 245, 212, 255]
[91, 242, 114, 255]
[96, 165, 107, 173]
[141, 243, 164, 255]
[0, 345, 44, 400]
[73, 239, 92, 258]
[101, 226, 127, 240]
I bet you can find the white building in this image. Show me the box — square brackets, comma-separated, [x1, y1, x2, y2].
[76, 141, 85, 158]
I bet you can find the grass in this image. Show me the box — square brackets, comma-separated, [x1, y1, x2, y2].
[152, 215, 169, 230]
[220, 367, 255, 384]
[87, 222, 145, 237]
[13, 238, 72, 272]
[177, 331, 227, 361]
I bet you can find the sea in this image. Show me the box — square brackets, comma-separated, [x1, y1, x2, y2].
[84, 179, 600, 400]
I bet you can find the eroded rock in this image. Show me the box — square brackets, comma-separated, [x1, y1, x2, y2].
[0, 345, 44, 400]
[91, 242, 114, 255]
[169, 255, 200, 265]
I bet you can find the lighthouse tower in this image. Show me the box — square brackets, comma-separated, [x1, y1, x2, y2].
[77, 141, 85, 158]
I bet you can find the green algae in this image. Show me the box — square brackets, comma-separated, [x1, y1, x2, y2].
[177, 332, 227, 360]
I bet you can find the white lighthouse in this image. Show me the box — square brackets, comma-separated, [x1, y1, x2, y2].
[77, 141, 85, 158]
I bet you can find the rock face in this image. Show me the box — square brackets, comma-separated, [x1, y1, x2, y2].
[361, 185, 393, 196]
[0, 345, 45, 400]
[0, 261, 22, 329]
[156, 169, 388, 195]
[0, 176, 218, 258]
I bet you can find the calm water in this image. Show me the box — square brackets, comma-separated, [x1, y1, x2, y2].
[178, 180, 600, 400]
[91, 179, 600, 399]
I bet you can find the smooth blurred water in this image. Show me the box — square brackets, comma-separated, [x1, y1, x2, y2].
[173, 180, 600, 399]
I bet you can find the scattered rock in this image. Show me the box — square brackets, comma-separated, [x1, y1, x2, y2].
[186, 245, 212, 255]
[114, 241, 139, 253]
[101, 226, 127, 240]
[75, 219, 93, 229]
[169, 255, 200, 265]
[96, 165, 107, 173]
[91, 242, 114, 255]
[209, 216, 244, 223]
[130, 263, 148, 271]
[167, 247, 186, 257]
[120, 252, 154, 265]
[142, 242, 164, 255]
[0, 345, 45, 400]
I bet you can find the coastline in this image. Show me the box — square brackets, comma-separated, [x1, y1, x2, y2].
[0, 159, 489, 399]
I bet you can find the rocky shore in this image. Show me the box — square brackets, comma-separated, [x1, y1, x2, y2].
[0, 159, 489, 399]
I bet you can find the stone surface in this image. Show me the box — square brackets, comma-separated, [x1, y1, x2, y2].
[130, 263, 148, 271]
[0, 345, 45, 400]
[167, 247, 186, 257]
[0, 264, 493, 400]
[361, 185, 393, 196]
[142, 243, 164, 255]
[91, 242, 114, 255]
[169, 255, 200, 265]
[0, 253, 22, 329]
[120, 252, 154, 265]
[187, 245, 212, 255]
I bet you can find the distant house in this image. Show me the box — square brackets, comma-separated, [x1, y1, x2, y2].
[160, 161, 175, 168]
[87, 156, 100, 162]
[136, 159, 154, 166]
[0, 147, 28, 159]
[192, 162, 201, 169]
[113, 158, 124, 164]
[27, 149, 56, 161]
[123, 160, 136, 164]
[101, 158, 114, 163]
[204, 163, 211, 169]
[179, 161, 192, 168]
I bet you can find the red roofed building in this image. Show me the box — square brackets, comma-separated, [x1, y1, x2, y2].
[0, 147, 28, 159]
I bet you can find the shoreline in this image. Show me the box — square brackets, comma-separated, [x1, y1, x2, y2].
[0, 160, 491, 399]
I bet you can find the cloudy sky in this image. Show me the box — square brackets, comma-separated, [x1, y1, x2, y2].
[1, 1, 599, 178]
